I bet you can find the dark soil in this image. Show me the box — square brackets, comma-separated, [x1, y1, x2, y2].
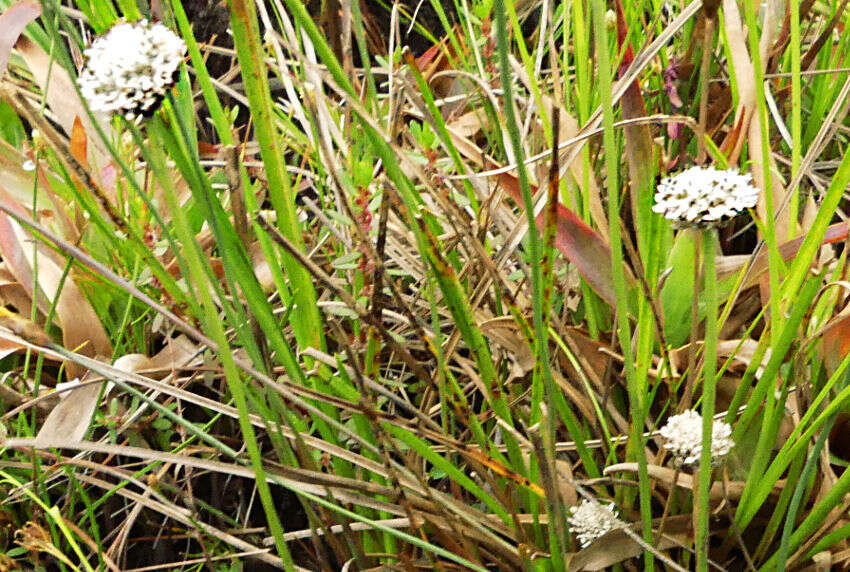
[180, 0, 458, 64]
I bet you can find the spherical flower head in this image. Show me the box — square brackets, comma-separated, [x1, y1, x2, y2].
[567, 499, 624, 548]
[659, 409, 734, 467]
[652, 166, 760, 229]
[78, 20, 186, 120]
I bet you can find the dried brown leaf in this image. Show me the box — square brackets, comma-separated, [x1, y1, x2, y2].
[717, 221, 849, 288]
[568, 515, 691, 571]
[0, 200, 111, 441]
[36, 380, 102, 442]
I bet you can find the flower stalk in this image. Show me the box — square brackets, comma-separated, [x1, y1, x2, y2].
[652, 165, 754, 569]
[696, 228, 719, 571]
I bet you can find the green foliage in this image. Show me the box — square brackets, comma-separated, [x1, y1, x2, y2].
[0, 0, 848, 569]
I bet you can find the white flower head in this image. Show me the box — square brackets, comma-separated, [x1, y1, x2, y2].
[652, 166, 760, 228]
[659, 409, 734, 467]
[78, 19, 186, 120]
[567, 499, 624, 548]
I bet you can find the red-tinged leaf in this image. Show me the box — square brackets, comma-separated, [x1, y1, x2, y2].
[497, 172, 631, 307]
[414, 42, 442, 72]
[69, 116, 88, 169]
[615, 0, 655, 219]
[548, 203, 623, 305]
[0, 0, 40, 74]
[410, 31, 463, 99]
[198, 141, 221, 158]
[613, 0, 635, 75]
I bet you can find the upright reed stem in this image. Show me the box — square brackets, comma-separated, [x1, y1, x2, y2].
[696, 228, 718, 571]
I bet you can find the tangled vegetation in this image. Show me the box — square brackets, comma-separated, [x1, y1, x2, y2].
[0, 0, 848, 570]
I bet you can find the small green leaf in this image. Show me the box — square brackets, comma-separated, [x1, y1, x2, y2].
[332, 251, 362, 270]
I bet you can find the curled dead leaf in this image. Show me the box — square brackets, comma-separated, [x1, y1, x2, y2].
[250, 240, 275, 293]
[0, 0, 40, 75]
[15, 521, 50, 553]
[36, 378, 103, 443]
[720, 0, 789, 237]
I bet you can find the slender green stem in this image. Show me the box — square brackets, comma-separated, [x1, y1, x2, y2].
[228, 0, 322, 351]
[696, 228, 718, 572]
[590, 0, 653, 568]
[493, 0, 567, 563]
[774, 413, 835, 570]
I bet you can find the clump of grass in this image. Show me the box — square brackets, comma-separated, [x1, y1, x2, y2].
[0, 0, 848, 569]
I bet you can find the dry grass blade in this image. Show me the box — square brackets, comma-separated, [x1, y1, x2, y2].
[6, 438, 415, 507]
[0, 0, 40, 74]
[1, 0, 849, 568]
[720, 0, 788, 236]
